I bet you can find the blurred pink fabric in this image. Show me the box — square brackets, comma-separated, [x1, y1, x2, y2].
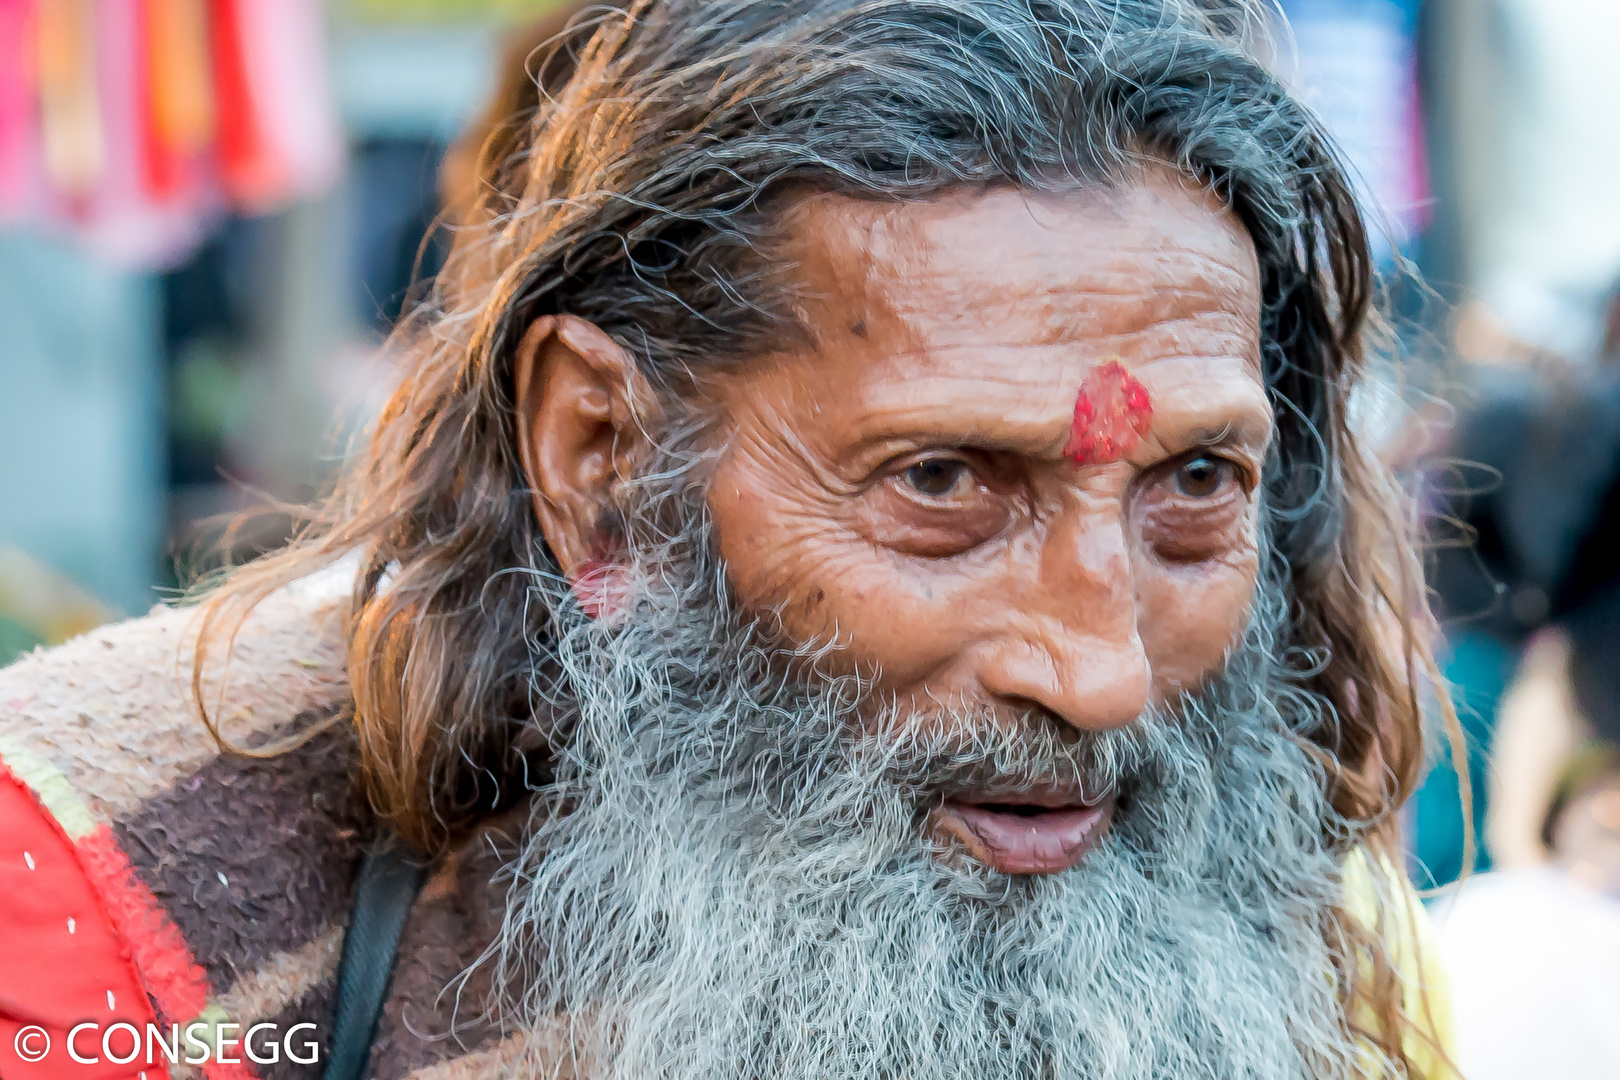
[0, 0, 343, 268]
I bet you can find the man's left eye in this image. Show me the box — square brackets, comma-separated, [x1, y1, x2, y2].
[904, 458, 973, 498]
[1172, 455, 1234, 497]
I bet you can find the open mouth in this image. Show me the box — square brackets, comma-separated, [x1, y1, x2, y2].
[928, 787, 1116, 875]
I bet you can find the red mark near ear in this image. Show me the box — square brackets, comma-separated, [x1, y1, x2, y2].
[572, 556, 630, 623]
[1063, 360, 1153, 467]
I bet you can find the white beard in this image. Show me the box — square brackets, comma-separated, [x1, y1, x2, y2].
[487, 527, 1362, 1080]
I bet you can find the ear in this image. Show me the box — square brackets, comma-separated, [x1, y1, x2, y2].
[512, 315, 652, 579]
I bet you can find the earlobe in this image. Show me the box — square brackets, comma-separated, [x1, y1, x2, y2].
[511, 314, 649, 580]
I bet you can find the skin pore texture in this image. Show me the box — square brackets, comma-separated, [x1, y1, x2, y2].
[498, 169, 1362, 1080]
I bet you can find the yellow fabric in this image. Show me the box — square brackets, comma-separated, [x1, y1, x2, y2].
[1343, 848, 1459, 1079]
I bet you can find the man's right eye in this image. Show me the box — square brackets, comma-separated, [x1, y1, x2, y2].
[856, 452, 1013, 557]
[1172, 455, 1234, 498]
[903, 458, 972, 498]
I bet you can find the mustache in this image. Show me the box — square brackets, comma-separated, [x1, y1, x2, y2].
[826, 700, 1176, 810]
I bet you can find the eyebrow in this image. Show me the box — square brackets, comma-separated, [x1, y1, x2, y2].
[839, 389, 1274, 465]
[842, 410, 1075, 461]
[1165, 416, 1273, 455]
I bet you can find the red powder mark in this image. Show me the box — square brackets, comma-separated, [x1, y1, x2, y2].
[572, 556, 631, 623]
[1062, 360, 1153, 467]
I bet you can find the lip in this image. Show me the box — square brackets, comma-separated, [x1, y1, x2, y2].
[929, 791, 1116, 875]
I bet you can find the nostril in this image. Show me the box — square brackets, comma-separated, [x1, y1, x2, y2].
[995, 696, 1065, 727]
[974, 638, 1149, 733]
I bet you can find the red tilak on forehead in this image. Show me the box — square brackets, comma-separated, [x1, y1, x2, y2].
[1063, 360, 1153, 467]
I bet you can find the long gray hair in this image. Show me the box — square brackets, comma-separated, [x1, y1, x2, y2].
[193, 2, 1449, 1066]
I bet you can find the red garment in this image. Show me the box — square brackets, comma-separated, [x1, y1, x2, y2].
[207, 0, 279, 208]
[0, 762, 155, 1080]
[0, 755, 228, 1080]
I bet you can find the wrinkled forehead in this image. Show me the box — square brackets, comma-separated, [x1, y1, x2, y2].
[771, 169, 1264, 373]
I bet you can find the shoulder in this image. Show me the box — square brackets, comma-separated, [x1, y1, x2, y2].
[0, 576, 351, 824]
[0, 574, 366, 1069]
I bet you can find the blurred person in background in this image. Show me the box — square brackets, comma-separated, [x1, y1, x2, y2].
[1411, 285, 1620, 886]
[2, 3, 1458, 1079]
[1417, 278, 1620, 1078]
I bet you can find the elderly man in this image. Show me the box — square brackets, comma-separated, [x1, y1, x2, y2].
[0, 2, 1454, 1078]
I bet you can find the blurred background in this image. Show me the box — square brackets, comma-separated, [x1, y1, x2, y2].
[2, 1, 1619, 1074]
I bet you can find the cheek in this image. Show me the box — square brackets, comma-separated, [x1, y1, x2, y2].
[1134, 527, 1260, 697]
[708, 443, 1000, 686]
[706, 441, 841, 614]
[791, 562, 993, 688]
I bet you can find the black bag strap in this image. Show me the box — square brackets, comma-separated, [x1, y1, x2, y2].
[322, 833, 428, 1080]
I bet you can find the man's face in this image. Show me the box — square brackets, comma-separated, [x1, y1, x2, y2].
[500, 178, 1354, 1079]
[702, 169, 1272, 874]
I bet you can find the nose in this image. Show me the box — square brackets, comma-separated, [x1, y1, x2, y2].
[975, 507, 1150, 733]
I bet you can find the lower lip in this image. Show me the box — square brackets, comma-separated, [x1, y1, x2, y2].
[929, 796, 1116, 875]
